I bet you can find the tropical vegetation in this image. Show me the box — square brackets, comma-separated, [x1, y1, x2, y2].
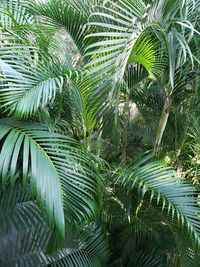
[1, 0, 200, 266]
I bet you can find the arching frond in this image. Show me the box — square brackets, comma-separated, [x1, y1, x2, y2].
[0, 0, 34, 30]
[1, 217, 108, 267]
[28, 0, 92, 57]
[50, 228, 109, 267]
[85, 1, 166, 82]
[114, 155, 200, 246]
[0, 118, 101, 250]
[0, 38, 67, 118]
[0, 183, 109, 266]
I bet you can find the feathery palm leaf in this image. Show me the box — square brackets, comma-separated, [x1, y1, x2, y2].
[0, 0, 34, 31]
[0, 42, 66, 118]
[114, 155, 200, 245]
[28, 0, 93, 58]
[0, 195, 109, 267]
[0, 118, 101, 250]
[85, 1, 166, 81]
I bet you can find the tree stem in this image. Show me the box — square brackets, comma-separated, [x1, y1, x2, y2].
[154, 95, 172, 151]
[121, 94, 130, 161]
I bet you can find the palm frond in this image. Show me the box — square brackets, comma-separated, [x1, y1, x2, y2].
[28, 0, 92, 57]
[114, 155, 200, 246]
[1, 205, 108, 267]
[0, 118, 101, 250]
[51, 227, 109, 267]
[0, 41, 66, 118]
[0, 0, 34, 31]
[85, 1, 166, 82]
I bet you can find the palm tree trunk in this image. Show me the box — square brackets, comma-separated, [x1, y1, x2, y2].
[154, 95, 172, 151]
[121, 94, 130, 161]
[96, 117, 103, 157]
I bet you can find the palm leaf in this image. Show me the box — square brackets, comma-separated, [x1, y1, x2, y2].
[0, 42, 66, 118]
[0, 0, 34, 31]
[50, 227, 109, 267]
[28, 0, 92, 58]
[85, 1, 166, 81]
[114, 155, 200, 246]
[0, 201, 108, 267]
[0, 118, 101, 250]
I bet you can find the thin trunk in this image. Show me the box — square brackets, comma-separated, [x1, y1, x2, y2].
[96, 117, 103, 157]
[83, 123, 88, 151]
[154, 95, 172, 151]
[121, 94, 130, 161]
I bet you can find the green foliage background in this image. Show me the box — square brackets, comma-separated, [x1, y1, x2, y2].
[1, 0, 200, 266]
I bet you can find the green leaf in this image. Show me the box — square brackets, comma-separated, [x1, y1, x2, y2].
[114, 155, 200, 246]
[28, 0, 92, 57]
[0, 118, 101, 249]
[0, 0, 34, 30]
[0, 48, 65, 118]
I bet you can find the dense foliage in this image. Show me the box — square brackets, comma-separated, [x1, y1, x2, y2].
[1, 0, 200, 266]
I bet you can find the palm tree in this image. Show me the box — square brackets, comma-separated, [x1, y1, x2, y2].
[0, 0, 200, 266]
